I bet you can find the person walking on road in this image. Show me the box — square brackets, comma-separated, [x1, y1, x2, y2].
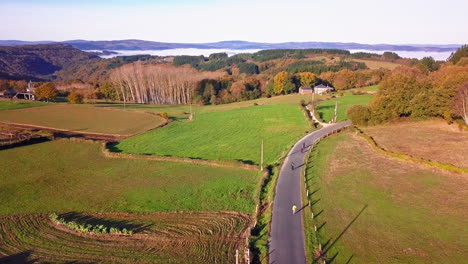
[291, 162, 295, 170]
[292, 205, 297, 214]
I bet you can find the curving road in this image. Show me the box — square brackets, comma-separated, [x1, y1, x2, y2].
[269, 121, 351, 264]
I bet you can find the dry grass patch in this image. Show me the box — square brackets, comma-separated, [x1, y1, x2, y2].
[306, 132, 467, 264]
[353, 59, 401, 70]
[0, 103, 165, 135]
[363, 120, 468, 168]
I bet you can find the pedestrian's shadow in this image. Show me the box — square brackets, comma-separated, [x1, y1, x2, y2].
[295, 203, 309, 214]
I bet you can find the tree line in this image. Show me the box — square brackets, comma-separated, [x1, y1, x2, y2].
[348, 64, 468, 126]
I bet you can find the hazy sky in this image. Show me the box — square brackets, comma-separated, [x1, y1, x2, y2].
[1, 0, 467, 44]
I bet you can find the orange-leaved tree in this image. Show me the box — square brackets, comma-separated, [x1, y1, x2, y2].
[35, 82, 58, 102]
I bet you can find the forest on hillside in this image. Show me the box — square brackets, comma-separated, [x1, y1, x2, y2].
[1, 44, 466, 115]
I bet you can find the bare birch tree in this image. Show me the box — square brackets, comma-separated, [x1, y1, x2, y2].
[110, 62, 224, 104]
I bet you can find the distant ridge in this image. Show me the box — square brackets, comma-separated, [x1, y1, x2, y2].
[0, 39, 461, 52]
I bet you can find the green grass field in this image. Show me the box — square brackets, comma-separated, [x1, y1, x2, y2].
[0, 103, 165, 135]
[316, 94, 373, 122]
[0, 100, 46, 110]
[114, 104, 310, 165]
[0, 139, 261, 215]
[362, 85, 378, 91]
[98, 93, 320, 120]
[303, 132, 467, 263]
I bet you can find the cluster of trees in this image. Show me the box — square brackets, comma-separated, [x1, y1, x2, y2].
[320, 68, 388, 90]
[284, 60, 367, 74]
[110, 62, 224, 104]
[448, 45, 468, 65]
[172, 53, 258, 73]
[0, 79, 29, 91]
[264, 68, 386, 96]
[193, 76, 264, 104]
[251, 49, 351, 62]
[348, 64, 468, 125]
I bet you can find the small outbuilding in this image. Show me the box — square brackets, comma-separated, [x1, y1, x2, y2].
[0, 89, 18, 98]
[298, 86, 314, 95]
[314, 84, 334, 94]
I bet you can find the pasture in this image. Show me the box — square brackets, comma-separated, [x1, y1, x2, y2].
[114, 104, 311, 164]
[0, 211, 250, 263]
[0, 103, 165, 135]
[353, 59, 401, 70]
[363, 120, 468, 168]
[98, 93, 320, 119]
[0, 139, 261, 215]
[316, 94, 373, 122]
[304, 132, 467, 263]
[0, 100, 46, 111]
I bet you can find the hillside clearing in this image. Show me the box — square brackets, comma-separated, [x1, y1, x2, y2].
[363, 120, 468, 168]
[0, 139, 261, 215]
[353, 59, 401, 70]
[304, 132, 467, 264]
[114, 104, 311, 164]
[0, 103, 165, 135]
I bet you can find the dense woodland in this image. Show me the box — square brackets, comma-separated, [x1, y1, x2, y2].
[348, 46, 468, 126]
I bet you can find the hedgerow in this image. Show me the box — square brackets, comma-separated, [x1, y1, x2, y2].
[49, 213, 133, 235]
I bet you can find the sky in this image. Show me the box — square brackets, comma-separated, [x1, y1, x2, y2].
[1, 0, 467, 44]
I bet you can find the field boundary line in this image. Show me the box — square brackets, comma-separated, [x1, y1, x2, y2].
[0, 118, 171, 141]
[101, 141, 259, 171]
[353, 126, 468, 174]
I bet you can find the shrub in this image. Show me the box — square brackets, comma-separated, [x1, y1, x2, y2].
[67, 91, 84, 104]
[49, 213, 133, 236]
[159, 112, 169, 119]
[347, 105, 371, 126]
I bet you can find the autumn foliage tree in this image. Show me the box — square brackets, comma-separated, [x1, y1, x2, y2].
[67, 91, 84, 104]
[273, 71, 295, 95]
[347, 105, 371, 126]
[35, 82, 58, 102]
[296, 72, 317, 87]
[453, 82, 468, 125]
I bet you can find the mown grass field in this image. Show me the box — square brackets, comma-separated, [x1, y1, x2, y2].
[0, 211, 250, 263]
[0, 103, 165, 135]
[0, 100, 46, 110]
[363, 120, 468, 168]
[115, 104, 311, 164]
[303, 132, 467, 264]
[316, 94, 373, 122]
[98, 93, 320, 119]
[0, 139, 261, 215]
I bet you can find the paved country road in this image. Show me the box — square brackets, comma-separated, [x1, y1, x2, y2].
[269, 121, 352, 264]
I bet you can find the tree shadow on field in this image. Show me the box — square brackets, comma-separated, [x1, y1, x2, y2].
[235, 159, 256, 165]
[60, 212, 151, 233]
[0, 251, 37, 264]
[315, 205, 367, 264]
[105, 142, 122, 153]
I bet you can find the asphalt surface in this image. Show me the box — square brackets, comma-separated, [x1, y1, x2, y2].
[269, 121, 352, 264]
